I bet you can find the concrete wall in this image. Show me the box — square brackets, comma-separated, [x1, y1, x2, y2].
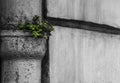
[1, 0, 120, 83]
[48, 0, 120, 83]
[47, 0, 120, 28]
[50, 26, 120, 83]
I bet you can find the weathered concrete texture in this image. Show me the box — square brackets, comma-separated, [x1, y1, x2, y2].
[1, 37, 46, 59]
[48, 0, 120, 28]
[0, 0, 41, 28]
[0, 30, 47, 83]
[0, 0, 44, 83]
[50, 26, 120, 83]
[2, 59, 41, 83]
[0, 31, 46, 59]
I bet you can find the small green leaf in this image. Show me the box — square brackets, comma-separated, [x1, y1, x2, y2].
[18, 15, 54, 39]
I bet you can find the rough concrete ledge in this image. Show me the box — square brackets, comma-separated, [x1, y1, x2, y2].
[0, 30, 33, 37]
[0, 30, 47, 59]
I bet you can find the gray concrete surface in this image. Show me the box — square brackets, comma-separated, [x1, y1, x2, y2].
[0, 30, 47, 83]
[48, 1, 120, 82]
[48, 0, 120, 28]
[0, 0, 41, 29]
[1, 30, 46, 59]
[50, 26, 120, 83]
[2, 59, 41, 83]
[1, 0, 120, 83]
[0, 0, 45, 83]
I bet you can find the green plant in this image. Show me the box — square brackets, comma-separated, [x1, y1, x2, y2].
[18, 15, 54, 38]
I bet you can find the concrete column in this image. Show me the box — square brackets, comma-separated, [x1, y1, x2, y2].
[0, 30, 47, 83]
[0, 0, 45, 83]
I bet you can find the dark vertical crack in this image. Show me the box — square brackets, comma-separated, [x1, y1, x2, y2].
[41, 37, 50, 83]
